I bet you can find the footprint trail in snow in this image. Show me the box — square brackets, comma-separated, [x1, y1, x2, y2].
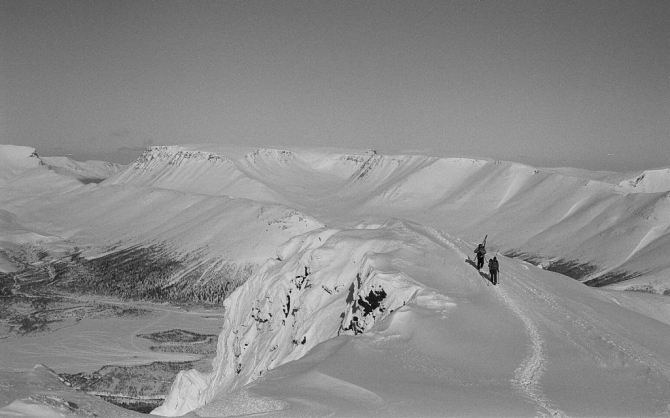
[495, 281, 565, 417]
[427, 228, 565, 417]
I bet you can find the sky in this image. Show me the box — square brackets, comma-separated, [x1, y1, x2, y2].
[1, 0, 669, 171]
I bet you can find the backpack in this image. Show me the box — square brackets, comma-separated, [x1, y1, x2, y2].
[489, 259, 499, 271]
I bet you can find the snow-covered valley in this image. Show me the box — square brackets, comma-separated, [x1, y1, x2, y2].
[2, 144, 670, 417]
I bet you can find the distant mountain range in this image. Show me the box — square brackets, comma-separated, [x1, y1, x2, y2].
[3, 143, 670, 417]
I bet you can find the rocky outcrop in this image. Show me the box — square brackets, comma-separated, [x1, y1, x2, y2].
[154, 222, 427, 416]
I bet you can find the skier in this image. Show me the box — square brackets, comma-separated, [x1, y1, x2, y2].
[474, 243, 486, 270]
[488, 256, 499, 285]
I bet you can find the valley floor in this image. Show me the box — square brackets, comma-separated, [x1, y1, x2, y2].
[0, 286, 224, 416]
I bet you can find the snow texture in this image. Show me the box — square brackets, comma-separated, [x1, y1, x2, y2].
[2, 144, 670, 417]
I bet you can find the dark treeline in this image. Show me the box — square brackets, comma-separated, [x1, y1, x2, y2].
[54, 245, 252, 304]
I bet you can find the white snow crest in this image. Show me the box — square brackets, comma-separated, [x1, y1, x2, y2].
[110, 146, 234, 184]
[618, 168, 670, 193]
[106, 146, 285, 202]
[0, 144, 42, 181]
[243, 148, 296, 167]
[156, 224, 428, 416]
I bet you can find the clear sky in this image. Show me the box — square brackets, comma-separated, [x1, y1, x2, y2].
[1, 0, 668, 171]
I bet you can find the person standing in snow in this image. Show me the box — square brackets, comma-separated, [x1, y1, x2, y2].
[488, 256, 499, 285]
[474, 243, 486, 270]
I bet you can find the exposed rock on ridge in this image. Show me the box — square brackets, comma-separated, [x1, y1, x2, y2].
[154, 221, 450, 416]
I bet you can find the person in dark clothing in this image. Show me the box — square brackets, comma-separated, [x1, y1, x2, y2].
[474, 244, 486, 270]
[489, 256, 499, 285]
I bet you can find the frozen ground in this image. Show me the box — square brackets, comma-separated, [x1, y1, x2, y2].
[0, 295, 224, 416]
[1, 300, 223, 373]
[1, 144, 670, 417]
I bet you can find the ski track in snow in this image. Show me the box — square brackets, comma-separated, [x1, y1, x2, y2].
[495, 279, 565, 418]
[501, 269, 670, 417]
[427, 228, 565, 417]
[512, 266, 670, 385]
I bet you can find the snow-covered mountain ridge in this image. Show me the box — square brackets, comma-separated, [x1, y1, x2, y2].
[155, 220, 435, 415]
[4, 143, 670, 417]
[4, 143, 670, 292]
[0, 144, 324, 303]
[40, 156, 125, 184]
[105, 145, 670, 292]
[0, 144, 124, 184]
[156, 219, 670, 417]
[0, 145, 43, 180]
[108, 145, 635, 203]
[617, 168, 670, 193]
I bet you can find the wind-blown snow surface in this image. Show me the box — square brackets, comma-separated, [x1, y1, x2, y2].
[154, 222, 670, 417]
[3, 143, 670, 417]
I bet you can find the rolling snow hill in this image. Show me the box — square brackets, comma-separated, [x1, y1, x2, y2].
[2, 143, 670, 417]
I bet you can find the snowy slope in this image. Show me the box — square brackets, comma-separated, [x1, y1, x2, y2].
[616, 168, 670, 194]
[3, 143, 670, 417]
[102, 145, 670, 292]
[40, 156, 125, 183]
[4, 143, 670, 288]
[0, 145, 43, 181]
[156, 221, 670, 417]
[0, 146, 87, 260]
[0, 145, 324, 302]
[0, 145, 123, 185]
